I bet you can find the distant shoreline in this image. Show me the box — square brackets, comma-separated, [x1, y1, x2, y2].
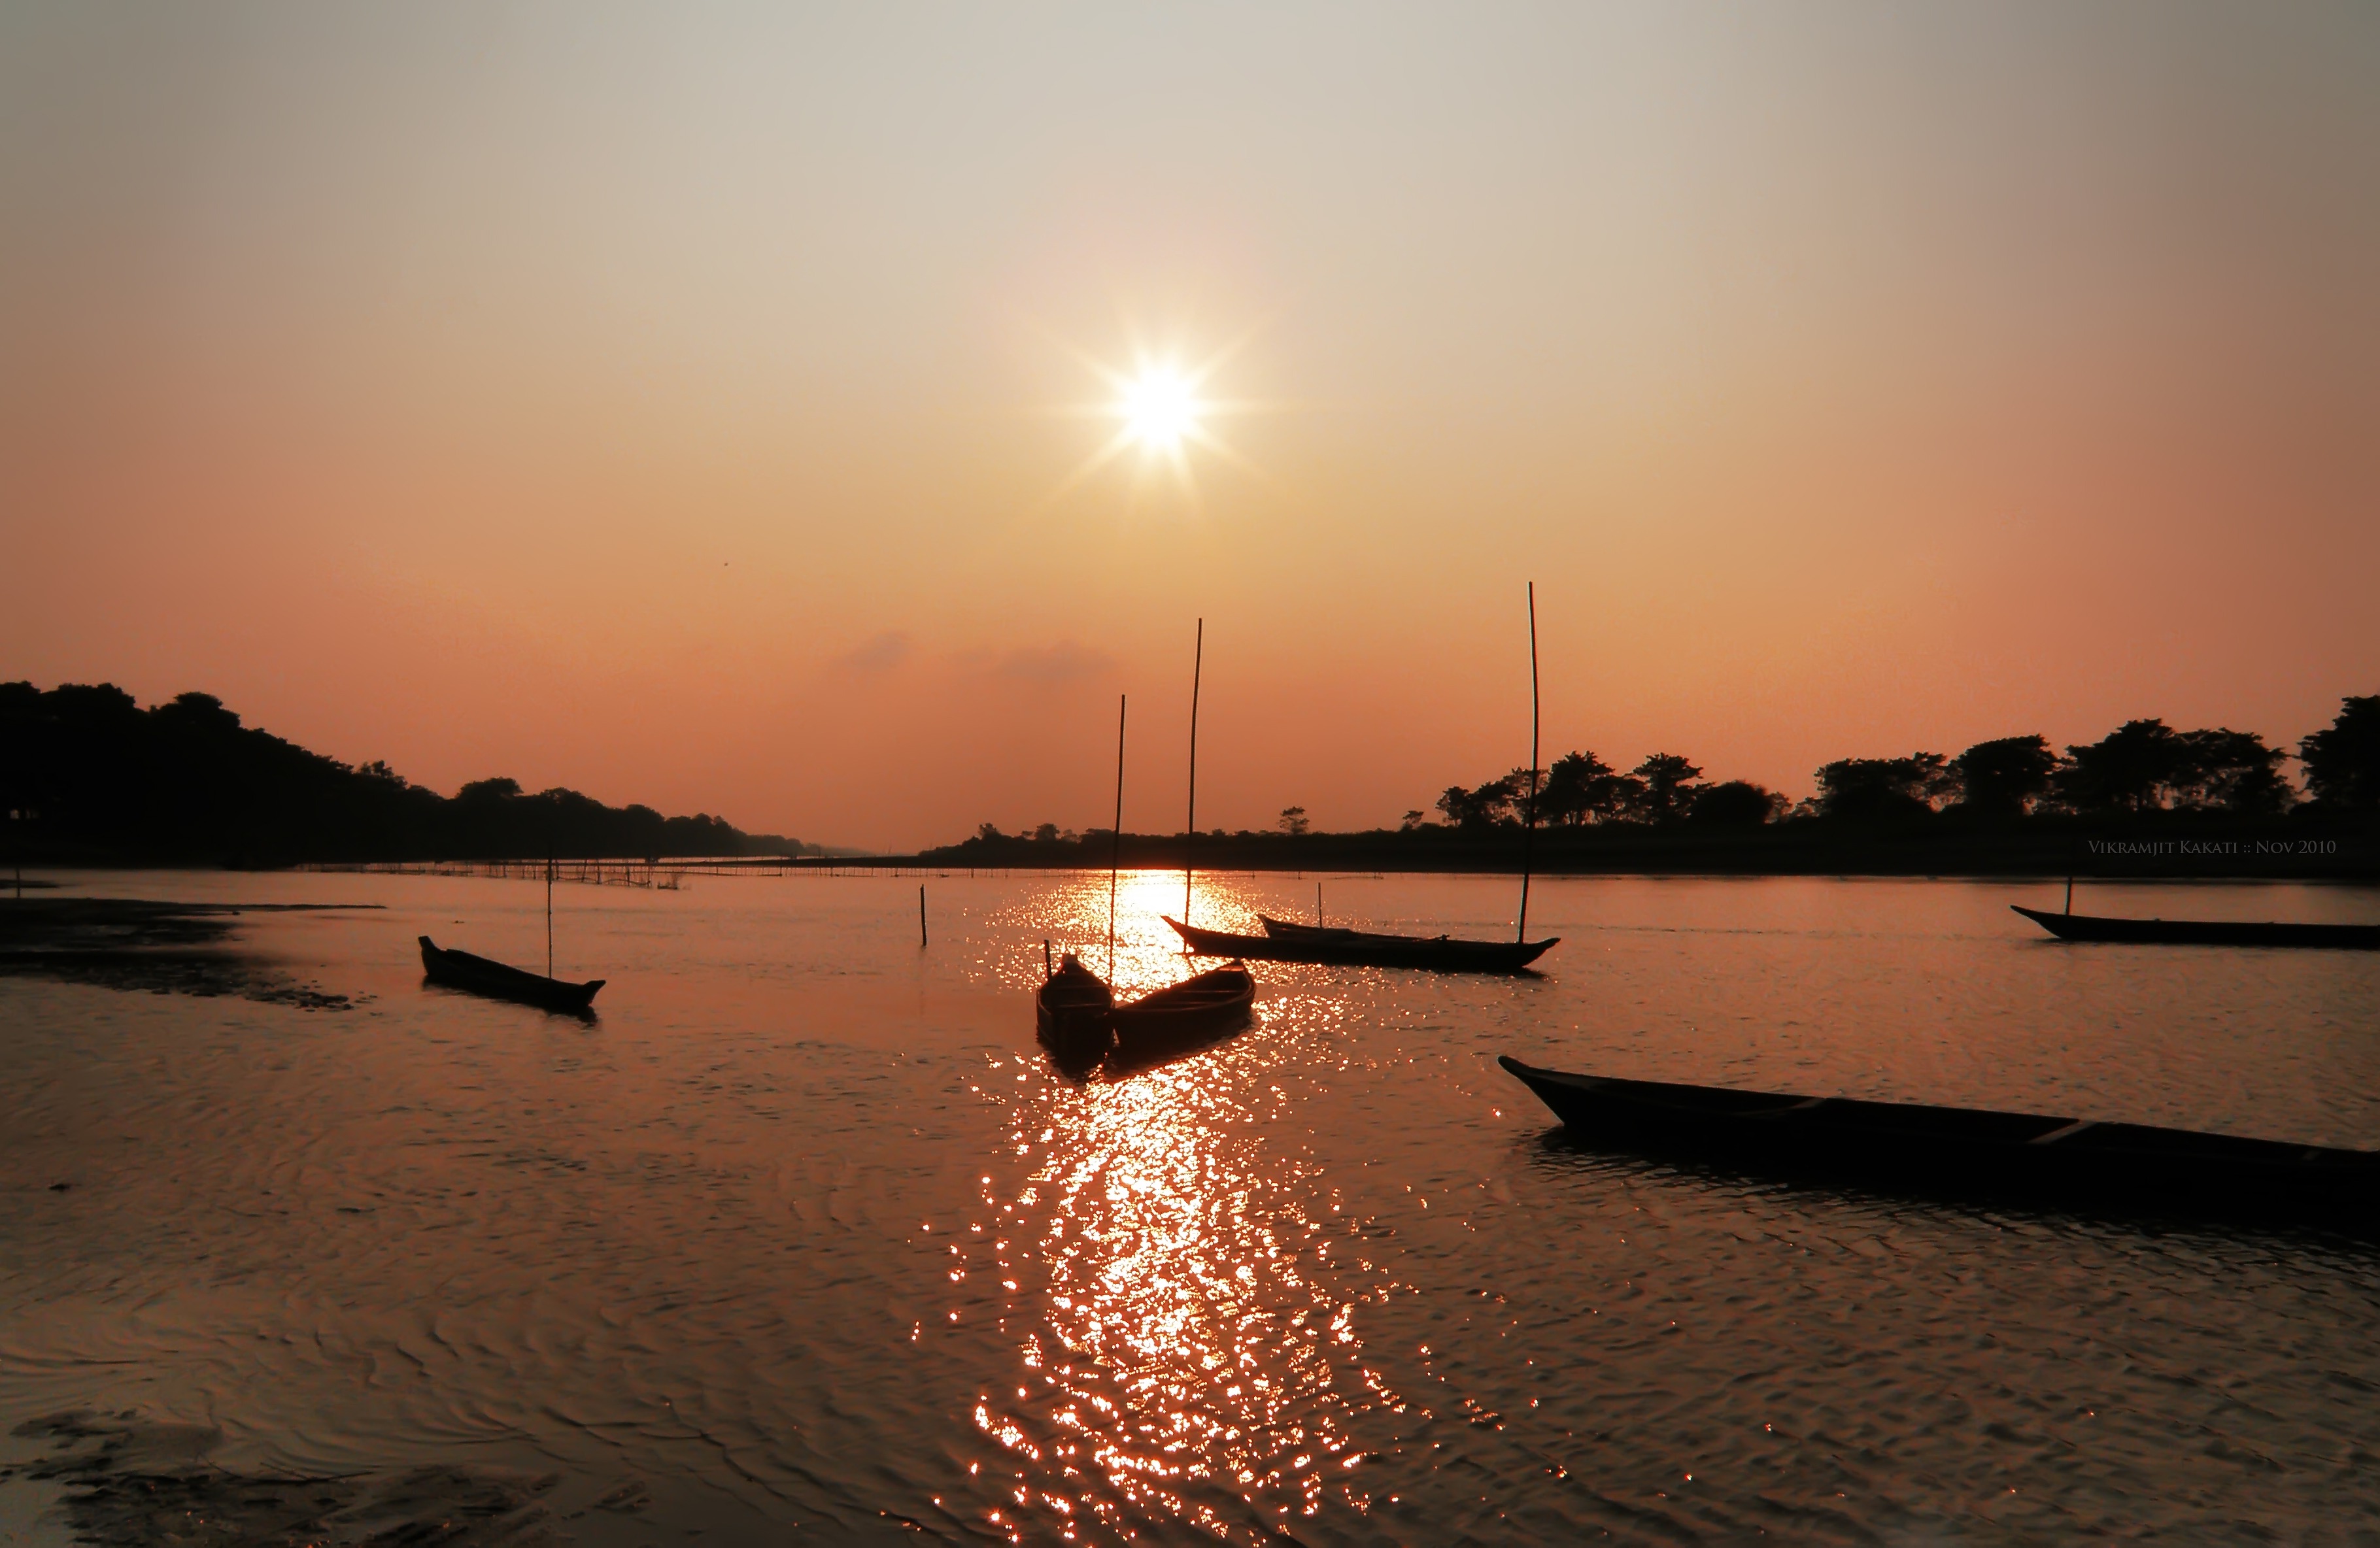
[887, 817, 2380, 883]
[47, 816, 2341, 883]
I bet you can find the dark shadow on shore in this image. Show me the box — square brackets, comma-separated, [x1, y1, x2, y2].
[0, 897, 375, 1009]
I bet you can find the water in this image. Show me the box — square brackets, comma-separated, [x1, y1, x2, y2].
[3, 869, 2379, 1543]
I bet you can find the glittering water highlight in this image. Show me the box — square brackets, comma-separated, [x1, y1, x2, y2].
[4, 868, 2379, 1542]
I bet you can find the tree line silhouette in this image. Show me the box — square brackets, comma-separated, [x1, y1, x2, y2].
[1421, 697, 2379, 832]
[1, 682, 805, 864]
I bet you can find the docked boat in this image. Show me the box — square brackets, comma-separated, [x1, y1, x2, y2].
[1106, 962, 1257, 1075]
[1112, 961, 1255, 1037]
[1167, 915, 1556, 973]
[2011, 905, 2380, 949]
[1036, 954, 1256, 1077]
[1036, 952, 1115, 1049]
[1499, 1054, 2380, 1216]
[418, 935, 605, 1013]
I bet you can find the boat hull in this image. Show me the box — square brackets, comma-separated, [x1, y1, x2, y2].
[1035, 955, 1115, 1068]
[1499, 1055, 2380, 1218]
[418, 936, 604, 1013]
[1038, 959, 1257, 1077]
[1167, 916, 1555, 973]
[2013, 905, 2380, 949]
[1110, 962, 1255, 1035]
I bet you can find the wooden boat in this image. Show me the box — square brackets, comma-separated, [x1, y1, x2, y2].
[1499, 1054, 2380, 1216]
[1036, 954, 1257, 1077]
[418, 935, 604, 1013]
[2012, 905, 2380, 949]
[1036, 952, 1114, 1047]
[1166, 915, 1556, 973]
[1112, 962, 1255, 1037]
[1106, 962, 1257, 1075]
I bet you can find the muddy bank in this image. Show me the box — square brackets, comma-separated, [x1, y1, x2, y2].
[3, 1413, 590, 1547]
[0, 899, 375, 1009]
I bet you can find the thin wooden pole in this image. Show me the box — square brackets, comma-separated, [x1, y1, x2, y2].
[2065, 875, 2074, 915]
[1518, 580, 1540, 944]
[919, 884, 928, 947]
[1109, 694, 1127, 981]
[1183, 618, 1202, 930]
[546, 852, 555, 978]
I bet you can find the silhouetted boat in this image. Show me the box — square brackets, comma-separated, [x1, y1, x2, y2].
[418, 935, 605, 1013]
[1499, 1054, 2380, 1216]
[1112, 961, 1255, 1037]
[2011, 905, 2380, 949]
[1166, 915, 1556, 973]
[1036, 952, 1114, 1051]
[1036, 954, 1255, 1077]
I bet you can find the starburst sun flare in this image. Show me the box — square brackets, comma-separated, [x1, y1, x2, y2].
[1038, 333, 1268, 511]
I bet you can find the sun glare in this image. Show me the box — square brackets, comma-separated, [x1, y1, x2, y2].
[1119, 370, 1198, 450]
[1039, 329, 1268, 511]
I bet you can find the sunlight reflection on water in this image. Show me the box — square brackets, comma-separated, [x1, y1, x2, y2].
[5, 867, 2380, 1543]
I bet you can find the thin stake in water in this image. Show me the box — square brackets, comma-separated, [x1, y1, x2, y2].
[920, 884, 928, 947]
[1109, 694, 1127, 981]
[546, 852, 555, 978]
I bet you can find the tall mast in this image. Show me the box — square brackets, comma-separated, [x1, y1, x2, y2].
[1183, 618, 1203, 928]
[1109, 694, 1127, 981]
[1517, 582, 1540, 944]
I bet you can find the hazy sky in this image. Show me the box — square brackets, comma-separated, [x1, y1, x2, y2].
[5, 3, 2375, 848]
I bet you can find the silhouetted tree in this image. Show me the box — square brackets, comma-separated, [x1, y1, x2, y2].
[1950, 735, 2056, 819]
[1538, 751, 1631, 825]
[1436, 775, 1520, 830]
[2300, 696, 2380, 812]
[0, 681, 800, 862]
[1814, 754, 1954, 822]
[1621, 754, 1703, 824]
[1687, 780, 1782, 827]
[1399, 809, 1427, 832]
[975, 821, 1004, 842]
[1278, 806, 1311, 835]
[2053, 720, 2182, 813]
[2053, 719, 2293, 815]
[2170, 729, 2293, 815]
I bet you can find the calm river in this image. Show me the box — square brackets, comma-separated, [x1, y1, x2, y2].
[4, 869, 2379, 1543]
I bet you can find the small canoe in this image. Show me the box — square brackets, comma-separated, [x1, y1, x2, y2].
[1499, 1054, 2380, 1217]
[1168, 915, 1556, 973]
[418, 935, 605, 1013]
[1036, 956, 1256, 1077]
[1112, 961, 1255, 1037]
[1036, 952, 1114, 1045]
[2012, 905, 2380, 949]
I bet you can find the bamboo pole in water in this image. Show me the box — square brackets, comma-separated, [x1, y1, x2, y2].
[1109, 694, 1127, 981]
[1518, 581, 1541, 944]
[1183, 618, 1202, 930]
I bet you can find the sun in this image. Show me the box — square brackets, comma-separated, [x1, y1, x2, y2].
[1119, 369, 1199, 450]
[1034, 328, 1272, 512]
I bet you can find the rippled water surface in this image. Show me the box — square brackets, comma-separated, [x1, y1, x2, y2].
[5, 869, 2380, 1543]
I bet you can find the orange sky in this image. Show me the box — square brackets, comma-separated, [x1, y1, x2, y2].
[5, 5, 2376, 849]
